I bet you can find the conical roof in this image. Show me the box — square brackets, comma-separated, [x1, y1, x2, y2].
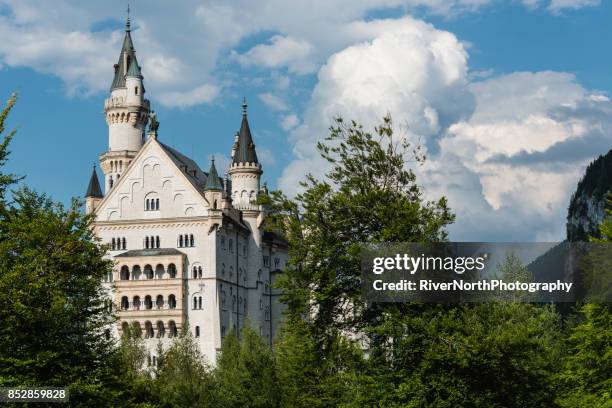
[205, 159, 223, 191]
[110, 17, 142, 90]
[232, 100, 259, 165]
[85, 165, 103, 198]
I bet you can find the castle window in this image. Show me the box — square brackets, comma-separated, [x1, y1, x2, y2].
[144, 264, 153, 279]
[263, 256, 270, 267]
[121, 296, 129, 310]
[152, 356, 157, 367]
[144, 295, 152, 310]
[179, 235, 183, 247]
[155, 236, 160, 248]
[168, 263, 177, 278]
[190, 234, 194, 247]
[145, 321, 153, 338]
[198, 266, 202, 279]
[221, 235, 226, 249]
[144, 236, 149, 249]
[111, 238, 116, 250]
[135, 86, 138, 95]
[156, 295, 164, 309]
[122, 322, 130, 337]
[274, 258, 280, 268]
[120, 266, 130, 280]
[168, 294, 177, 309]
[145, 194, 160, 211]
[192, 295, 203, 310]
[122, 237, 127, 250]
[157, 321, 165, 338]
[133, 296, 141, 310]
[195, 326, 200, 338]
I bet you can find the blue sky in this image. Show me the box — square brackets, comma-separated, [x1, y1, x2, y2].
[0, 0, 610, 241]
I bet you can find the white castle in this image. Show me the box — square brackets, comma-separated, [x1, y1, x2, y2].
[85, 15, 287, 366]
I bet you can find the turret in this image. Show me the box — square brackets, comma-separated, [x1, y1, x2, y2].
[228, 98, 262, 211]
[204, 158, 227, 212]
[85, 163, 103, 215]
[100, 10, 150, 193]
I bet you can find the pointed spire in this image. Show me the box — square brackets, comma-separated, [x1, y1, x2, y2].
[110, 6, 142, 90]
[85, 163, 103, 198]
[126, 4, 131, 32]
[205, 157, 223, 191]
[232, 99, 259, 165]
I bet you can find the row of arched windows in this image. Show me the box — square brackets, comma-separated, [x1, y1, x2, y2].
[120, 294, 177, 311]
[122, 320, 178, 339]
[145, 198, 160, 211]
[144, 236, 160, 249]
[120, 264, 177, 280]
[111, 237, 127, 250]
[178, 234, 194, 248]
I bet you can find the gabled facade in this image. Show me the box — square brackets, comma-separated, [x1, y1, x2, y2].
[85, 16, 287, 366]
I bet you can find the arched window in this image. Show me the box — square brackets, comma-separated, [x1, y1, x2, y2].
[192, 266, 197, 279]
[133, 296, 141, 310]
[198, 296, 202, 310]
[122, 237, 126, 250]
[195, 326, 200, 338]
[168, 264, 177, 278]
[169, 321, 177, 338]
[120, 266, 130, 280]
[145, 236, 150, 249]
[168, 294, 176, 309]
[179, 235, 183, 247]
[144, 295, 152, 310]
[144, 264, 153, 279]
[121, 296, 129, 310]
[156, 295, 164, 309]
[155, 198, 160, 210]
[193, 297, 197, 310]
[156, 321, 165, 338]
[111, 238, 116, 250]
[198, 266, 202, 279]
[155, 264, 165, 279]
[132, 265, 141, 280]
[190, 234, 194, 247]
[145, 321, 154, 339]
[135, 86, 138, 95]
[155, 236, 160, 248]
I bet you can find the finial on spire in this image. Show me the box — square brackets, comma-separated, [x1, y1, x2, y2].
[242, 97, 248, 116]
[92, 161, 96, 170]
[212, 155, 215, 164]
[126, 4, 131, 31]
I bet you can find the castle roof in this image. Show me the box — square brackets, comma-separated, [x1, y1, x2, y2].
[110, 16, 142, 90]
[85, 165, 103, 198]
[205, 159, 223, 191]
[232, 99, 259, 165]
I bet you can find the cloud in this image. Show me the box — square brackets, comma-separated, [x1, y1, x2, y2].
[258, 92, 289, 111]
[279, 15, 473, 194]
[281, 113, 299, 131]
[157, 84, 221, 108]
[237, 35, 316, 75]
[278, 16, 612, 241]
[522, 0, 600, 12]
[257, 147, 277, 167]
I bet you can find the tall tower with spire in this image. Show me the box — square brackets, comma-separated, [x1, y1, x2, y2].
[229, 98, 262, 211]
[100, 9, 150, 192]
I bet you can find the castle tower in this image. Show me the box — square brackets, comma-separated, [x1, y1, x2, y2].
[228, 99, 262, 211]
[85, 163, 103, 215]
[99, 11, 150, 193]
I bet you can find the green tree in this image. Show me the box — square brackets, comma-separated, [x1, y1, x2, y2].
[262, 115, 454, 345]
[558, 203, 612, 408]
[153, 326, 218, 407]
[215, 326, 280, 408]
[0, 93, 128, 406]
